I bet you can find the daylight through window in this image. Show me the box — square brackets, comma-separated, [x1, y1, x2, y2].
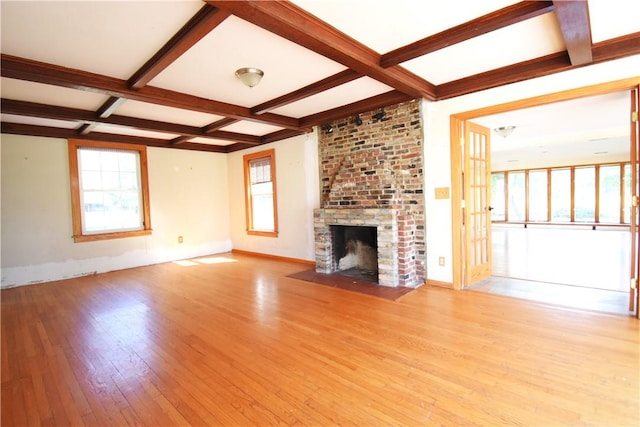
[243, 149, 278, 237]
[69, 140, 151, 242]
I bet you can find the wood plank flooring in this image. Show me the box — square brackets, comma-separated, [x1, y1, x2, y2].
[492, 224, 629, 291]
[2, 252, 639, 426]
[478, 225, 631, 315]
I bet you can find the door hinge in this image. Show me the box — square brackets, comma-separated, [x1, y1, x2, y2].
[633, 195, 639, 207]
[631, 278, 638, 289]
[633, 111, 638, 122]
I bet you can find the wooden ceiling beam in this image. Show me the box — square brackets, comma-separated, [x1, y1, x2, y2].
[553, 0, 592, 66]
[299, 90, 412, 128]
[0, 54, 303, 130]
[208, 1, 436, 100]
[380, 1, 555, 68]
[96, 97, 126, 118]
[261, 129, 309, 145]
[0, 122, 228, 153]
[202, 117, 238, 133]
[437, 33, 640, 100]
[592, 32, 640, 62]
[251, 69, 362, 115]
[1, 98, 261, 145]
[437, 52, 571, 100]
[129, 4, 230, 89]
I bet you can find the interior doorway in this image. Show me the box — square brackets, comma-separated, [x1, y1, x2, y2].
[449, 78, 640, 316]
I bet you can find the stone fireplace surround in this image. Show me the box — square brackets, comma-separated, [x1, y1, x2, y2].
[314, 100, 425, 288]
[314, 208, 399, 287]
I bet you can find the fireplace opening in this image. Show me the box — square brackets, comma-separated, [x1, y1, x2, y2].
[331, 225, 378, 282]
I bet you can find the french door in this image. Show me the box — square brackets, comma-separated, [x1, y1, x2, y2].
[464, 122, 492, 285]
[630, 86, 639, 317]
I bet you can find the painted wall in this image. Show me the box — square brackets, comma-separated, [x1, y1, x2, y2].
[227, 131, 320, 261]
[423, 55, 640, 285]
[1, 134, 231, 288]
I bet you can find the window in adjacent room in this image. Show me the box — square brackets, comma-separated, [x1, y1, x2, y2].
[68, 139, 151, 242]
[243, 149, 278, 237]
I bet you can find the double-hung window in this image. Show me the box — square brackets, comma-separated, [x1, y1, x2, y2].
[68, 139, 151, 242]
[243, 149, 278, 237]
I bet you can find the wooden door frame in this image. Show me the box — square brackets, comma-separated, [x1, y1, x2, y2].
[450, 77, 640, 291]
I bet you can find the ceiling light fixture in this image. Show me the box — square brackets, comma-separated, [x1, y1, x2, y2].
[494, 126, 516, 138]
[235, 67, 264, 88]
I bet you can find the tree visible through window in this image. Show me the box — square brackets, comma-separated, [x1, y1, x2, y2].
[243, 149, 278, 237]
[68, 139, 151, 242]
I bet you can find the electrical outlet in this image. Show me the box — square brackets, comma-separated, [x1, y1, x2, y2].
[438, 256, 445, 266]
[178, 236, 183, 244]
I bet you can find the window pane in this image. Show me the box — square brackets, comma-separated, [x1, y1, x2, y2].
[491, 173, 505, 221]
[574, 167, 595, 222]
[599, 165, 621, 223]
[78, 148, 143, 234]
[551, 169, 571, 221]
[507, 171, 525, 221]
[624, 164, 631, 223]
[529, 170, 548, 222]
[244, 149, 278, 235]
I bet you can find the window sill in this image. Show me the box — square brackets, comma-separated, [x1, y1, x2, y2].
[73, 229, 152, 243]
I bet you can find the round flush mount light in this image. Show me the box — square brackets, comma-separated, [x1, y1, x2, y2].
[493, 126, 516, 138]
[235, 67, 264, 88]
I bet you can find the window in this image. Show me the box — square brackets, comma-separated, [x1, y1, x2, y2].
[68, 139, 151, 242]
[528, 170, 548, 221]
[574, 166, 595, 222]
[507, 171, 525, 221]
[490, 172, 506, 221]
[243, 149, 278, 237]
[599, 165, 621, 223]
[492, 162, 629, 225]
[551, 168, 571, 222]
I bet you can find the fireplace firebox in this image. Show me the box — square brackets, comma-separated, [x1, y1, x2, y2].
[314, 208, 399, 287]
[332, 225, 378, 281]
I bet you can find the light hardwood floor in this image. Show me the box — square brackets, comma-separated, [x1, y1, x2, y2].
[469, 225, 632, 315]
[2, 252, 639, 426]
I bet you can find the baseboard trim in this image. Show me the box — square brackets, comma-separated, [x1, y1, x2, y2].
[425, 279, 454, 289]
[231, 249, 316, 266]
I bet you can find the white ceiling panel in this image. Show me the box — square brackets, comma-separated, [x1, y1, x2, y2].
[188, 137, 237, 146]
[0, 114, 78, 129]
[291, 0, 519, 54]
[473, 91, 631, 170]
[0, 1, 203, 79]
[271, 77, 393, 118]
[1, 78, 109, 111]
[588, 0, 640, 43]
[115, 100, 224, 127]
[220, 120, 283, 136]
[91, 124, 175, 140]
[403, 13, 566, 85]
[149, 15, 347, 108]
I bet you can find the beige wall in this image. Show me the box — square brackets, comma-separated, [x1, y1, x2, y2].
[226, 131, 320, 262]
[1, 134, 231, 288]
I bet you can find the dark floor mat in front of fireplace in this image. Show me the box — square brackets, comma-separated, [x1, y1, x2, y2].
[286, 269, 416, 301]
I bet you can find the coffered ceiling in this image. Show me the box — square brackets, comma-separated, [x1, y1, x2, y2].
[1, 0, 639, 153]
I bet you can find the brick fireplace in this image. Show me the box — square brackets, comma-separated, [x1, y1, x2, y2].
[314, 100, 425, 288]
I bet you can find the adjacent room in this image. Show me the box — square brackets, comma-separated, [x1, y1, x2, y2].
[2, 1, 639, 425]
[469, 91, 633, 314]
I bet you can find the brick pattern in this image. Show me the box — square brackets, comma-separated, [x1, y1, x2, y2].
[316, 100, 425, 287]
